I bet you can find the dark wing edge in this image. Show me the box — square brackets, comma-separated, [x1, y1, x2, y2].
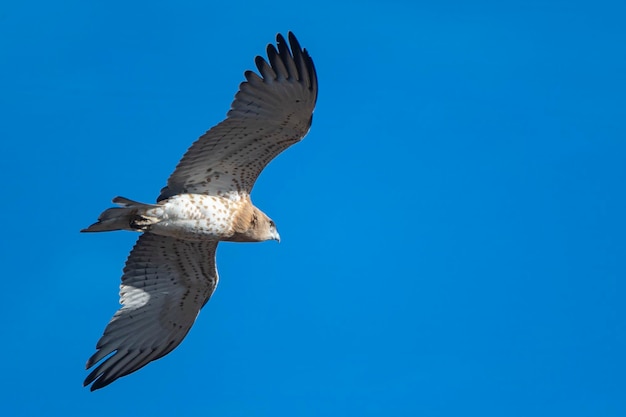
[228, 31, 318, 120]
[84, 234, 218, 391]
[157, 32, 318, 201]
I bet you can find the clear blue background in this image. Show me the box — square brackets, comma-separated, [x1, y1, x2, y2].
[1, 0, 625, 415]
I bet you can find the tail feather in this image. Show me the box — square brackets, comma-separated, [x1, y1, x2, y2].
[82, 197, 160, 233]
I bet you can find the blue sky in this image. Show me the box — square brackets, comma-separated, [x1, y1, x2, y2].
[1, 0, 625, 415]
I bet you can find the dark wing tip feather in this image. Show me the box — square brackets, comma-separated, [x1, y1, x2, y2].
[286, 32, 318, 103]
[84, 350, 127, 391]
[266, 43, 289, 79]
[254, 55, 276, 80]
[84, 360, 111, 391]
[247, 32, 318, 102]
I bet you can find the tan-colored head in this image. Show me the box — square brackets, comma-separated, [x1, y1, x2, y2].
[229, 206, 280, 243]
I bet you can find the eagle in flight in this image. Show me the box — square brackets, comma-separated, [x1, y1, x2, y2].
[82, 32, 317, 391]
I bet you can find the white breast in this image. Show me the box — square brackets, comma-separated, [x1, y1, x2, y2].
[146, 194, 242, 241]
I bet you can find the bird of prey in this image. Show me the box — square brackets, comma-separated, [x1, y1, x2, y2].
[82, 32, 317, 391]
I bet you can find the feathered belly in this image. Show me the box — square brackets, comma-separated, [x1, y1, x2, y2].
[146, 194, 239, 241]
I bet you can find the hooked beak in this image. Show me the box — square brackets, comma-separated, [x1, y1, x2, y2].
[274, 230, 281, 243]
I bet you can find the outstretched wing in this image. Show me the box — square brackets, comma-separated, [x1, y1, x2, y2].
[84, 233, 218, 391]
[158, 32, 318, 201]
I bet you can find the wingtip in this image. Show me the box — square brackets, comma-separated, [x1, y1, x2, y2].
[276, 32, 287, 45]
[85, 379, 105, 392]
[80, 222, 103, 233]
[279, 31, 317, 100]
[84, 367, 107, 391]
[287, 31, 300, 50]
[83, 376, 95, 390]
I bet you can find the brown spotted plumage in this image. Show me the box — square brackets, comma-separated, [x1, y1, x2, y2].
[82, 32, 317, 391]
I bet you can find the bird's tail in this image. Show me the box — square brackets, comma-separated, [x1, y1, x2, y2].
[81, 197, 161, 233]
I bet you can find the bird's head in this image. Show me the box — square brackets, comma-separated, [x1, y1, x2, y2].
[256, 212, 280, 243]
[229, 206, 280, 243]
[267, 218, 281, 243]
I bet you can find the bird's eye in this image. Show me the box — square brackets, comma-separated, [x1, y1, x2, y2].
[269, 220, 275, 228]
